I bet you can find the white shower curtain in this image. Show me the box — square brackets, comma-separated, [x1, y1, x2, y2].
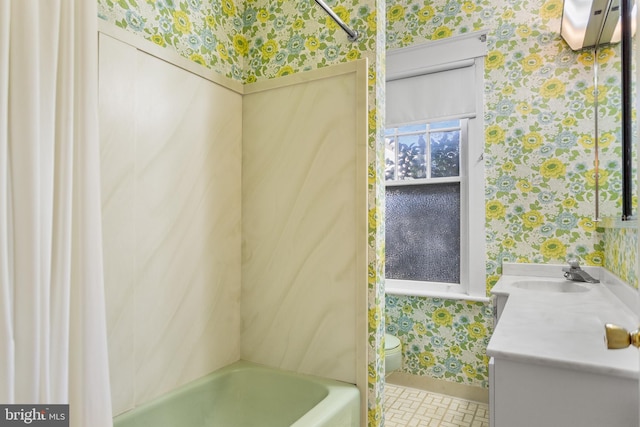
[0, 1, 113, 426]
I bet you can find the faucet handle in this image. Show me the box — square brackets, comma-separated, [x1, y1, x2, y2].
[566, 258, 581, 269]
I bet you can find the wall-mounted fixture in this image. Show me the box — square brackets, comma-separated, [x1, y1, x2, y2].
[560, 0, 634, 50]
[314, 0, 360, 41]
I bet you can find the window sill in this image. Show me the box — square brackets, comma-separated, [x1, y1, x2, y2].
[385, 279, 490, 302]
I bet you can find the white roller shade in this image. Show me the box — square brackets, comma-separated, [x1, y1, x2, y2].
[386, 62, 477, 127]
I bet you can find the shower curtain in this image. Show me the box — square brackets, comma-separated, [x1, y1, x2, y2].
[0, 1, 113, 426]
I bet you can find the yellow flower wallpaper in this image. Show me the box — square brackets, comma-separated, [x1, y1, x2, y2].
[386, 297, 493, 387]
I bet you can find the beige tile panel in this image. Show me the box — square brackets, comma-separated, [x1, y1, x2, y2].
[132, 46, 242, 405]
[99, 34, 242, 413]
[99, 34, 137, 416]
[241, 69, 365, 385]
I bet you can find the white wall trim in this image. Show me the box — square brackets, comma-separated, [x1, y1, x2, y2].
[243, 60, 368, 94]
[99, 20, 370, 100]
[387, 371, 490, 403]
[385, 278, 491, 302]
[98, 20, 244, 94]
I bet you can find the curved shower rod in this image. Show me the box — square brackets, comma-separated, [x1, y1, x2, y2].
[314, 0, 360, 41]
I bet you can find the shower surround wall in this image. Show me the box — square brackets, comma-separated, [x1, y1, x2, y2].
[99, 27, 368, 421]
[99, 34, 243, 415]
[98, 0, 387, 423]
[241, 61, 368, 397]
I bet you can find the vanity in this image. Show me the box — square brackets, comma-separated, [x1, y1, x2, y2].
[488, 262, 639, 427]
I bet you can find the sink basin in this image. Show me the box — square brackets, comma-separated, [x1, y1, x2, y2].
[511, 280, 590, 293]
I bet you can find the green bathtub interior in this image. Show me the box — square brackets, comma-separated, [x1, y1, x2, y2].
[113, 361, 359, 427]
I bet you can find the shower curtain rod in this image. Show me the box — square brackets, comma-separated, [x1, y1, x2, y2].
[314, 0, 360, 41]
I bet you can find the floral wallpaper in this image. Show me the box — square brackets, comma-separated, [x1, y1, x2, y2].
[98, 0, 243, 78]
[604, 227, 639, 288]
[242, 1, 376, 82]
[483, 11, 621, 275]
[386, 296, 493, 387]
[98, 0, 382, 83]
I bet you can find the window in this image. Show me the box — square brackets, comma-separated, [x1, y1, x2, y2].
[385, 32, 487, 299]
[385, 120, 465, 285]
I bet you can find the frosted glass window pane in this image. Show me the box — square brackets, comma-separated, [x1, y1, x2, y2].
[385, 183, 460, 283]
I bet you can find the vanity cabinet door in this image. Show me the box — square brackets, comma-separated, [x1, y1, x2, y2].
[491, 357, 637, 427]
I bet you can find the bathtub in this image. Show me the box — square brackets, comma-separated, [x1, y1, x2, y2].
[113, 361, 360, 427]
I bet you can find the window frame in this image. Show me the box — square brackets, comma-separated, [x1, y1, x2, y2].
[385, 120, 465, 185]
[385, 32, 487, 300]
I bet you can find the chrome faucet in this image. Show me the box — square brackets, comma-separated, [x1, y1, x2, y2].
[562, 259, 599, 283]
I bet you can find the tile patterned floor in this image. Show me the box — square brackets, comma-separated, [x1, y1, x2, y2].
[384, 383, 490, 427]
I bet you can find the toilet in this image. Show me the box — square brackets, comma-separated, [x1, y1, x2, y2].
[385, 333, 402, 374]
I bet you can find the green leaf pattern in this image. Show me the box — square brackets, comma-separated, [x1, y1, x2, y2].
[386, 296, 493, 387]
[604, 227, 638, 287]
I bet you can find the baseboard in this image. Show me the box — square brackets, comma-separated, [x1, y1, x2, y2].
[386, 372, 489, 404]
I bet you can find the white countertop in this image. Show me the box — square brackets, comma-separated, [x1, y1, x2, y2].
[487, 263, 639, 379]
